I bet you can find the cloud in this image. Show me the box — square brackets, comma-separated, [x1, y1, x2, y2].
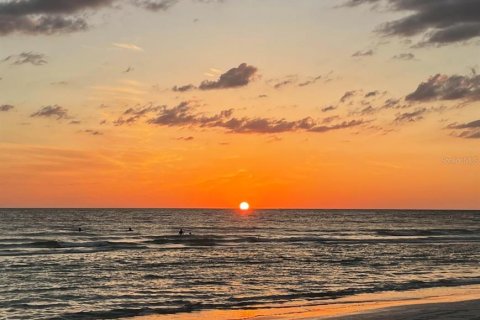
[298, 75, 322, 87]
[2, 52, 47, 65]
[270, 75, 298, 89]
[365, 90, 380, 98]
[83, 129, 103, 136]
[340, 90, 356, 103]
[345, 0, 480, 46]
[172, 84, 196, 92]
[176, 136, 194, 141]
[123, 66, 134, 73]
[145, 101, 367, 134]
[133, 0, 179, 11]
[392, 53, 415, 61]
[198, 63, 258, 90]
[0, 0, 224, 36]
[31, 105, 70, 120]
[0, 0, 114, 36]
[447, 119, 480, 139]
[0, 104, 14, 112]
[447, 120, 480, 130]
[114, 104, 163, 125]
[321, 105, 337, 112]
[352, 49, 374, 57]
[113, 42, 144, 51]
[394, 108, 428, 123]
[406, 73, 480, 102]
[173, 63, 258, 92]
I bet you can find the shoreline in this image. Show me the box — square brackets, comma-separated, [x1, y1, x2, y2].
[127, 284, 480, 320]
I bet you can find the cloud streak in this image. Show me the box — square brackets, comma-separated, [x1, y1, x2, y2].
[138, 101, 368, 134]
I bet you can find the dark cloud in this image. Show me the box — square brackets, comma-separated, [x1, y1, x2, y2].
[0, 0, 115, 15]
[198, 63, 258, 90]
[365, 90, 380, 98]
[176, 136, 194, 141]
[123, 66, 134, 73]
[146, 101, 367, 134]
[272, 77, 297, 89]
[0, 0, 114, 36]
[321, 105, 337, 112]
[308, 119, 366, 133]
[31, 105, 70, 120]
[392, 53, 415, 61]
[0, 104, 14, 112]
[2, 52, 47, 65]
[173, 63, 258, 92]
[394, 108, 427, 123]
[172, 84, 196, 92]
[406, 73, 480, 102]
[0, 0, 223, 36]
[298, 75, 322, 87]
[352, 49, 374, 57]
[83, 129, 103, 136]
[114, 104, 163, 125]
[447, 120, 480, 139]
[447, 120, 480, 130]
[382, 98, 405, 109]
[340, 90, 356, 103]
[0, 15, 87, 35]
[133, 0, 179, 11]
[345, 0, 480, 46]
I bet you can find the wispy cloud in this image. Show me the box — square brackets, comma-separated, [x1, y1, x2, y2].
[2, 52, 47, 66]
[31, 105, 70, 120]
[112, 42, 144, 51]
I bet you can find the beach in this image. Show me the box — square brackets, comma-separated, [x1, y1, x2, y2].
[129, 285, 480, 320]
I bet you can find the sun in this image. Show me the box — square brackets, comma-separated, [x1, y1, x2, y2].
[239, 201, 250, 211]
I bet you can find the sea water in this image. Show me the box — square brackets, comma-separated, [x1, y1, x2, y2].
[0, 209, 479, 319]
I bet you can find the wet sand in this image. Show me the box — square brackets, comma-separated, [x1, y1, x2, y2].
[128, 285, 480, 320]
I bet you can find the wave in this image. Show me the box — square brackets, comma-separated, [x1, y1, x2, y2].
[374, 228, 479, 237]
[47, 277, 480, 320]
[0, 240, 144, 250]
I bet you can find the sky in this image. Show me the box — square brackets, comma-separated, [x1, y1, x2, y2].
[0, 0, 479, 209]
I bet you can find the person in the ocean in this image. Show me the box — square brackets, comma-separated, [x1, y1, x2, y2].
[78, 227, 82, 232]
[179, 228, 184, 236]
[128, 227, 133, 232]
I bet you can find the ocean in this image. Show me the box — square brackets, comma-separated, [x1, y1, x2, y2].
[0, 209, 479, 319]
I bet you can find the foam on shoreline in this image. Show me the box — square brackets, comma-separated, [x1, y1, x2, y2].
[126, 285, 480, 320]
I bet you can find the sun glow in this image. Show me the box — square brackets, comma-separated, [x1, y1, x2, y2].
[239, 201, 250, 211]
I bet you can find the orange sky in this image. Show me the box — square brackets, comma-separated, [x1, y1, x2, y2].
[0, 0, 479, 209]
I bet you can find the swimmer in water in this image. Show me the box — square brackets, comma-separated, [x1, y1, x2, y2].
[179, 228, 184, 236]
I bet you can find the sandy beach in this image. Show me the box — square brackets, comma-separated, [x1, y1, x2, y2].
[128, 285, 480, 320]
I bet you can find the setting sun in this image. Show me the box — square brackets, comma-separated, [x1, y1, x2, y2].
[239, 202, 250, 211]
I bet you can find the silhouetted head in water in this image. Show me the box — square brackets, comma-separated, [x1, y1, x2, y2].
[128, 227, 133, 232]
[78, 227, 82, 232]
[179, 228, 184, 236]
